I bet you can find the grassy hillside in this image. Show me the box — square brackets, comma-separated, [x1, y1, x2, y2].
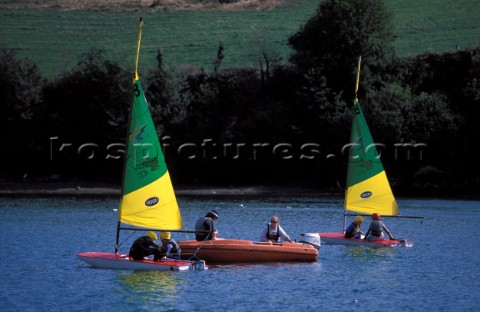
[0, 0, 479, 77]
[390, 0, 480, 55]
[0, 0, 293, 11]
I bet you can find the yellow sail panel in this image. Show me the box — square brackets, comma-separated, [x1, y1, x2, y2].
[119, 171, 183, 229]
[345, 171, 399, 215]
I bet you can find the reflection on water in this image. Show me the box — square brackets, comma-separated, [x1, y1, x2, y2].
[209, 261, 320, 271]
[118, 270, 184, 307]
[344, 245, 395, 254]
[342, 245, 395, 261]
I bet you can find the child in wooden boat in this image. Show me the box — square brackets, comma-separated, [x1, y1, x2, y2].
[345, 215, 364, 239]
[364, 213, 395, 241]
[259, 215, 294, 243]
[128, 231, 163, 261]
[195, 209, 219, 241]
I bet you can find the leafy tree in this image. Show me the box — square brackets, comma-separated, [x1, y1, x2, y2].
[364, 83, 411, 144]
[0, 48, 45, 177]
[213, 41, 224, 76]
[455, 49, 480, 188]
[293, 65, 348, 143]
[40, 48, 130, 179]
[403, 92, 457, 144]
[146, 49, 187, 131]
[44, 48, 130, 136]
[288, 0, 395, 100]
[386, 49, 479, 191]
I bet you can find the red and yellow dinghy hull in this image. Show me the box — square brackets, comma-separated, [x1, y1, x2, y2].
[319, 232, 410, 248]
[77, 252, 195, 271]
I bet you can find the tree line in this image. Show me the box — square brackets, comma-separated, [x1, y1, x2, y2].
[1, 0, 479, 196]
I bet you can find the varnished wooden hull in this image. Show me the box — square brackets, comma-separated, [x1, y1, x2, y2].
[177, 239, 318, 263]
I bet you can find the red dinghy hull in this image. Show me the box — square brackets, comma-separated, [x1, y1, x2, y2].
[177, 239, 318, 263]
[77, 252, 201, 271]
[319, 232, 411, 248]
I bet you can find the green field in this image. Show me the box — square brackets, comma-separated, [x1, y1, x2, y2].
[389, 0, 480, 55]
[0, 0, 479, 77]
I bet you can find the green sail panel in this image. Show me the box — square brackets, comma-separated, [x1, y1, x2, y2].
[123, 80, 167, 195]
[346, 101, 385, 187]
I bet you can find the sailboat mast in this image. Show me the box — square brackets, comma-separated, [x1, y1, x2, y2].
[134, 17, 144, 82]
[343, 56, 362, 233]
[354, 56, 361, 103]
[115, 17, 144, 254]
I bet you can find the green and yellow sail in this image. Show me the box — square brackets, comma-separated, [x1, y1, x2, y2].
[344, 57, 399, 216]
[118, 19, 183, 230]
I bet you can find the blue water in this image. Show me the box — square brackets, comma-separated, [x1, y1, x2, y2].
[1, 196, 479, 311]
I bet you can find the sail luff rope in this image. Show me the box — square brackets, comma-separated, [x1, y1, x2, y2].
[134, 17, 144, 81]
[116, 17, 144, 254]
[344, 56, 363, 233]
[354, 56, 361, 104]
